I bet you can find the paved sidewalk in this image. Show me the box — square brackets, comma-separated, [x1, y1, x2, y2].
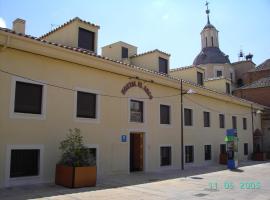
[0, 161, 269, 200]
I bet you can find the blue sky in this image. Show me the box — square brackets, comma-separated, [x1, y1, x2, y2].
[0, 0, 269, 68]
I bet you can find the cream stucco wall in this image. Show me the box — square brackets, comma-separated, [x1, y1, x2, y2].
[130, 51, 170, 73]
[204, 78, 231, 94]
[101, 41, 137, 63]
[0, 30, 263, 188]
[42, 20, 99, 53]
[169, 67, 205, 84]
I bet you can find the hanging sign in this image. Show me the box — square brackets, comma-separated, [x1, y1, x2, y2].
[121, 81, 153, 99]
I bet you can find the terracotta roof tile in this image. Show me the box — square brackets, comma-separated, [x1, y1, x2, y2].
[0, 27, 264, 107]
[39, 17, 100, 39]
[130, 49, 170, 58]
[170, 65, 204, 72]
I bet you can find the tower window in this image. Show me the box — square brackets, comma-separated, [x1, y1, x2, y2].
[216, 70, 222, 77]
[205, 37, 208, 47]
[211, 36, 214, 46]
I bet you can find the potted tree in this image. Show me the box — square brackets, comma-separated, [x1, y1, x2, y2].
[55, 128, 96, 188]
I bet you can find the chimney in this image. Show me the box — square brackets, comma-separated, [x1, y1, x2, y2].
[13, 18, 26, 34]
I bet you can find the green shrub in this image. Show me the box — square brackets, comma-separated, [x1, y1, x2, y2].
[58, 128, 95, 167]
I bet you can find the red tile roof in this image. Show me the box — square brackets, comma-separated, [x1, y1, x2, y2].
[130, 49, 170, 58]
[0, 27, 265, 108]
[39, 17, 100, 39]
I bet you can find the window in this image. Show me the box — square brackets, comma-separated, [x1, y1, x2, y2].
[184, 108, 193, 126]
[220, 144, 226, 154]
[219, 114, 225, 128]
[78, 27, 95, 51]
[160, 146, 171, 166]
[204, 145, 211, 160]
[232, 116, 237, 129]
[211, 36, 214, 46]
[10, 149, 40, 178]
[185, 146, 194, 163]
[130, 100, 143, 122]
[216, 70, 222, 77]
[244, 143, 248, 155]
[237, 79, 243, 87]
[226, 83, 231, 94]
[159, 57, 168, 74]
[122, 47, 128, 59]
[230, 72, 233, 80]
[88, 148, 97, 166]
[160, 105, 170, 124]
[14, 81, 43, 114]
[76, 91, 96, 118]
[197, 72, 203, 85]
[243, 118, 247, 130]
[205, 37, 208, 47]
[203, 111, 210, 127]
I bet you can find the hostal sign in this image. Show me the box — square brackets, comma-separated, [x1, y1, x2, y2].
[121, 81, 153, 99]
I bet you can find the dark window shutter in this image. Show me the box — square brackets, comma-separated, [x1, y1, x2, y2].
[159, 57, 168, 74]
[77, 91, 96, 118]
[10, 149, 40, 178]
[184, 108, 192, 126]
[197, 72, 203, 85]
[14, 81, 43, 114]
[204, 145, 211, 160]
[160, 105, 170, 124]
[219, 114, 225, 128]
[122, 47, 128, 58]
[204, 112, 210, 127]
[160, 147, 171, 166]
[78, 28, 95, 51]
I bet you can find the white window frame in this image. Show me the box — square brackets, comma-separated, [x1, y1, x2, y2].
[128, 98, 146, 124]
[9, 76, 47, 120]
[5, 144, 44, 187]
[159, 103, 172, 127]
[74, 87, 100, 123]
[159, 144, 173, 168]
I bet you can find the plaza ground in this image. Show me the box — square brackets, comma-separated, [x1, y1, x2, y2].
[0, 161, 269, 200]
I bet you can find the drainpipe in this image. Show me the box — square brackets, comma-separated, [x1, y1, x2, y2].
[180, 79, 184, 170]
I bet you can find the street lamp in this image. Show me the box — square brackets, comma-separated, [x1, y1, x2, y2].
[180, 79, 196, 170]
[251, 105, 263, 153]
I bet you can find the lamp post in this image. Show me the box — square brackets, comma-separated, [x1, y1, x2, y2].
[180, 79, 196, 170]
[251, 104, 263, 153]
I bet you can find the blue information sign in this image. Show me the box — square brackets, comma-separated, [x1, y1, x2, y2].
[121, 135, 127, 142]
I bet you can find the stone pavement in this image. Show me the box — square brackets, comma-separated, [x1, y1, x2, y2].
[0, 161, 269, 200]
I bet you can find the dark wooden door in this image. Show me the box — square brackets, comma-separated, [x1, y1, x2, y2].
[130, 133, 144, 172]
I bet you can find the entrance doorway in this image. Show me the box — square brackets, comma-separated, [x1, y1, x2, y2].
[130, 132, 144, 172]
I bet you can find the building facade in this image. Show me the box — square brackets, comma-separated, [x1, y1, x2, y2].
[0, 14, 264, 188]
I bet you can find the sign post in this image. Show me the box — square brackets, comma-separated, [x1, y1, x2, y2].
[225, 129, 238, 169]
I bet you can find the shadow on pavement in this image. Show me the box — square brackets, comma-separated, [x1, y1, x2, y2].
[0, 160, 268, 200]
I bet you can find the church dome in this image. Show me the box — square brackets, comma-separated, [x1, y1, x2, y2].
[193, 47, 230, 65]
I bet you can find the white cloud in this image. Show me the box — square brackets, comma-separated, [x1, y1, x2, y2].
[0, 17, 7, 28]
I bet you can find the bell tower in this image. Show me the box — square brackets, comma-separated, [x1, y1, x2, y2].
[200, 1, 219, 49]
